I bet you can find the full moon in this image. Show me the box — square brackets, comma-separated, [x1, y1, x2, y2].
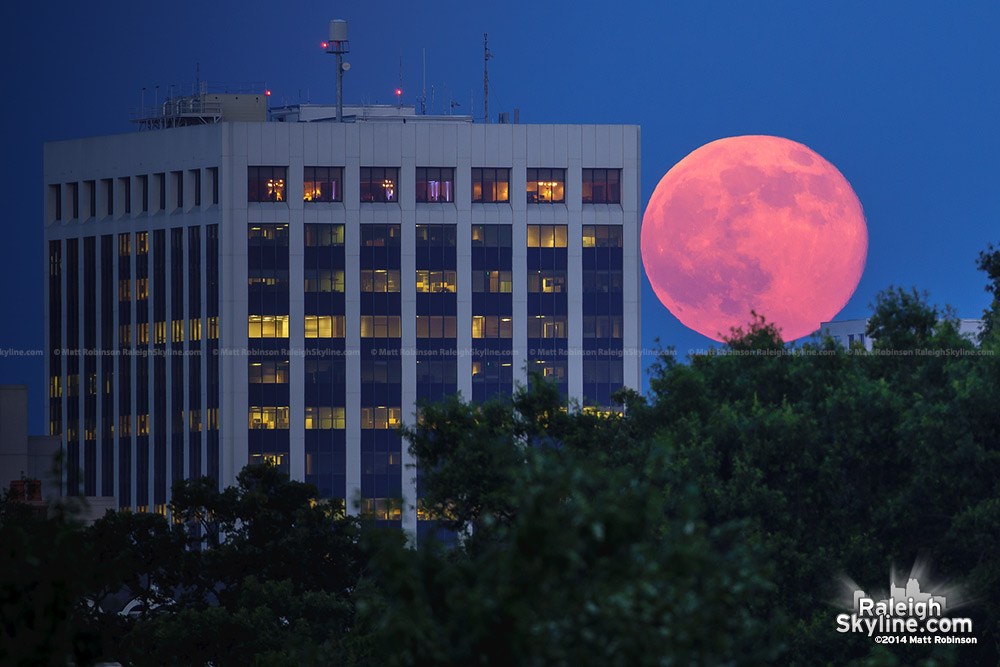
[641, 135, 868, 342]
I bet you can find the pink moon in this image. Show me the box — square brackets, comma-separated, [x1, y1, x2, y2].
[641, 135, 868, 342]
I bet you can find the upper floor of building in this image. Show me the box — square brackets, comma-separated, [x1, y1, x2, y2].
[43, 120, 641, 232]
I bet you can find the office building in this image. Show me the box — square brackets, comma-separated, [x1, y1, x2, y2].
[43, 90, 641, 535]
[820, 317, 983, 350]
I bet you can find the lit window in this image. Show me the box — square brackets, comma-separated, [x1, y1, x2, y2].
[360, 270, 400, 292]
[172, 320, 184, 342]
[416, 316, 457, 338]
[248, 360, 289, 384]
[305, 406, 346, 430]
[360, 167, 398, 203]
[527, 168, 565, 203]
[582, 225, 624, 248]
[471, 270, 512, 294]
[248, 166, 287, 202]
[416, 270, 457, 293]
[305, 315, 346, 338]
[415, 167, 455, 202]
[582, 169, 621, 204]
[529, 271, 566, 293]
[362, 498, 402, 520]
[189, 319, 202, 341]
[154, 321, 166, 345]
[207, 316, 218, 340]
[472, 168, 510, 203]
[303, 167, 343, 202]
[248, 406, 290, 429]
[250, 453, 287, 469]
[472, 315, 513, 339]
[528, 315, 567, 338]
[248, 315, 290, 338]
[526, 225, 568, 248]
[360, 407, 402, 429]
[360, 315, 401, 338]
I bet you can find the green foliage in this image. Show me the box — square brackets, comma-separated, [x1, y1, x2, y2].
[976, 243, 1000, 342]
[5, 242, 999, 665]
[0, 489, 98, 665]
[375, 382, 782, 666]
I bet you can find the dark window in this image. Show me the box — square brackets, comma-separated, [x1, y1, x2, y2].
[527, 168, 565, 203]
[304, 167, 343, 202]
[210, 167, 219, 205]
[582, 169, 621, 204]
[360, 167, 398, 203]
[51, 185, 62, 221]
[193, 169, 201, 207]
[156, 173, 166, 211]
[415, 167, 454, 203]
[120, 177, 131, 214]
[471, 224, 512, 247]
[472, 168, 510, 203]
[71, 182, 79, 219]
[173, 171, 184, 209]
[103, 179, 113, 217]
[87, 180, 96, 218]
[305, 224, 345, 247]
[415, 225, 456, 247]
[361, 225, 401, 247]
[248, 166, 287, 202]
[140, 175, 149, 212]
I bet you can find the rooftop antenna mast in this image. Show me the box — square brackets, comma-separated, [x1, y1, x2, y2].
[324, 20, 350, 122]
[484, 33, 493, 123]
[420, 48, 427, 115]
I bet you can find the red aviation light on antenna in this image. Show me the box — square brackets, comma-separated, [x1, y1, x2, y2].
[395, 88, 402, 96]
[321, 42, 328, 49]
[265, 90, 271, 96]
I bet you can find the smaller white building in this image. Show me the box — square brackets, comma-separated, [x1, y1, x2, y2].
[820, 318, 983, 351]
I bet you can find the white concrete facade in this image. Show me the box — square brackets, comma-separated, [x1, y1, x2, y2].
[820, 317, 983, 350]
[43, 115, 641, 528]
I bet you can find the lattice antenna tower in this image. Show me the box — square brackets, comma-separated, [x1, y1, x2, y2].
[484, 33, 494, 123]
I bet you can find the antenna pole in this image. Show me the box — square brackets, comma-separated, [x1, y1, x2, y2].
[421, 48, 427, 115]
[326, 20, 350, 122]
[483, 33, 493, 123]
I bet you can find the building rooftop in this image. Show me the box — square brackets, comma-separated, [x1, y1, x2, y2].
[270, 103, 474, 124]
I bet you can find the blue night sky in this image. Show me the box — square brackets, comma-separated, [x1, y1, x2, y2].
[2, 1, 998, 434]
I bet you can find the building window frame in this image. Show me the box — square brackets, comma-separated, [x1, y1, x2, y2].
[360, 167, 399, 203]
[527, 168, 565, 204]
[304, 166, 344, 203]
[472, 168, 510, 203]
[248, 166, 288, 203]
[415, 167, 454, 203]
[582, 168, 621, 204]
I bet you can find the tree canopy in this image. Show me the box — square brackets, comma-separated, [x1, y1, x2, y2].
[3, 244, 999, 665]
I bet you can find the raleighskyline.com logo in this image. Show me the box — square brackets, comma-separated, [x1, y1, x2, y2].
[835, 565, 975, 645]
